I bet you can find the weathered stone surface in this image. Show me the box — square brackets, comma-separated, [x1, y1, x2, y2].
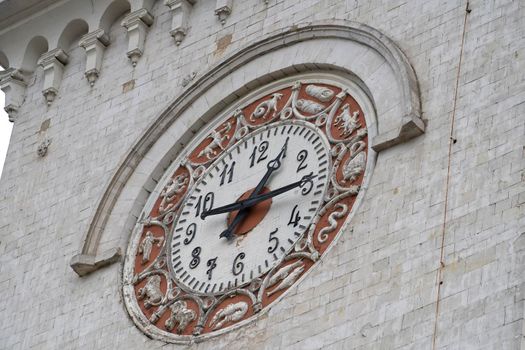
[0, 0, 523, 349]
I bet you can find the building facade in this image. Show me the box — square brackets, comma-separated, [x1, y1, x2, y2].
[0, 0, 524, 349]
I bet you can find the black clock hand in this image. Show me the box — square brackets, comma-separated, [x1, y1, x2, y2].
[203, 173, 315, 219]
[218, 137, 289, 239]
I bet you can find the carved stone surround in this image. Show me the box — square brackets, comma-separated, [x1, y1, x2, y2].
[69, 20, 423, 280]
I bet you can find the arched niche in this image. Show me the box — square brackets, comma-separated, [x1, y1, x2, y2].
[57, 18, 89, 50]
[99, 0, 131, 35]
[69, 20, 424, 276]
[21, 36, 49, 73]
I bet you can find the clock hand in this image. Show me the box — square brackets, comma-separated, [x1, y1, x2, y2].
[218, 137, 289, 239]
[203, 173, 315, 219]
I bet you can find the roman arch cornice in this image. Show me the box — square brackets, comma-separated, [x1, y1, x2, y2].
[68, 20, 424, 276]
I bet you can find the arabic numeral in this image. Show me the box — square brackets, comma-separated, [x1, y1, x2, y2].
[232, 252, 245, 276]
[189, 247, 201, 269]
[288, 205, 301, 227]
[184, 223, 196, 245]
[206, 257, 217, 280]
[219, 161, 236, 186]
[267, 228, 279, 253]
[195, 192, 214, 217]
[296, 150, 308, 172]
[249, 141, 269, 168]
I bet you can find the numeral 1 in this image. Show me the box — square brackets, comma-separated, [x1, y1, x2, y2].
[195, 192, 214, 217]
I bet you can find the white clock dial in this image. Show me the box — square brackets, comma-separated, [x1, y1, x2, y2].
[169, 121, 331, 294]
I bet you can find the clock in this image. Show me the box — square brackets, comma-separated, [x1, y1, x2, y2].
[123, 76, 373, 342]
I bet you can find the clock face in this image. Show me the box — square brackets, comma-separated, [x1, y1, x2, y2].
[170, 122, 331, 295]
[123, 76, 373, 342]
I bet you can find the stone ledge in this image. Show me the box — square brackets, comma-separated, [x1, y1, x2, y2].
[70, 247, 122, 277]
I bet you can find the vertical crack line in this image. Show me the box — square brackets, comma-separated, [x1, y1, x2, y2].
[431, 2, 470, 349]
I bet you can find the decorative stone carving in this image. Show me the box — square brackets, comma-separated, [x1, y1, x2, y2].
[164, 0, 196, 46]
[215, 0, 232, 25]
[121, 9, 154, 66]
[0, 69, 26, 122]
[165, 301, 196, 333]
[209, 302, 248, 330]
[138, 275, 164, 308]
[36, 138, 51, 157]
[267, 263, 305, 296]
[334, 103, 360, 137]
[37, 48, 69, 105]
[181, 71, 197, 87]
[159, 174, 188, 213]
[138, 231, 164, 263]
[250, 93, 282, 121]
[305, 84, 334, 102]
[79, 29, 110, 86]
[197, 121, 232, 159]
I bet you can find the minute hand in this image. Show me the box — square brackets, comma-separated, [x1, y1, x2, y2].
[202, 173, 315, 218]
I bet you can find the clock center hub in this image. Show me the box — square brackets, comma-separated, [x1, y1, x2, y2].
[226, 186, 272, 236]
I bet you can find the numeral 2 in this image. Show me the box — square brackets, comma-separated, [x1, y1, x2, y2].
[296, 150, 308, 172]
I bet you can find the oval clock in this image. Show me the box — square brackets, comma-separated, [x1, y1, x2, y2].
[123, 74, 376, 342]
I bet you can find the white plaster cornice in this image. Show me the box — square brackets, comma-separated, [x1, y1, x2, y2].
[121, 8, 154, 66]
[37, 48, 69, 105]
[215, 0, 232, 25]
[164, 0, 195, 46]
[79, 29, 110, 86]
[0, 68, 27, 122]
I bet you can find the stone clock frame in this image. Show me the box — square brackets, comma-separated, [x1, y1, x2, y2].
[68, 20, 423, 343]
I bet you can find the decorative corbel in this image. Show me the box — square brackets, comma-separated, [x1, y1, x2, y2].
[37, 49, 69, 106]
[0, 69, 27, 122]
[164, 0, 196, 46]
[79, 29, 110, 87]
[215, 0, 232, 25]
[121, 8, 154, 66]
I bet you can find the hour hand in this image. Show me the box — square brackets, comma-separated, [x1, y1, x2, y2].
[201, 173, 315, 219]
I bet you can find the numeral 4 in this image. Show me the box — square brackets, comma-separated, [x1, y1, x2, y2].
[288, 205, 301, 227]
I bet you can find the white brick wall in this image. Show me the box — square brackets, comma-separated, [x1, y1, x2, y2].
[0, 0, 524, 349]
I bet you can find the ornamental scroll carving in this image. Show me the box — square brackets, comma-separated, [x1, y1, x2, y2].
[123, 78, 375, 342]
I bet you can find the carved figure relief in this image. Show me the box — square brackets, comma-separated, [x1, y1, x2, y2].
[165, 301, 196, 333]
[138, 231, 164, 263]
[209, 302, 249, 330]
[198, 121, 232, 159]
[250, 93, 283, 121]
[138, 275, 164, 308]
[334, 104, 360, 137]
